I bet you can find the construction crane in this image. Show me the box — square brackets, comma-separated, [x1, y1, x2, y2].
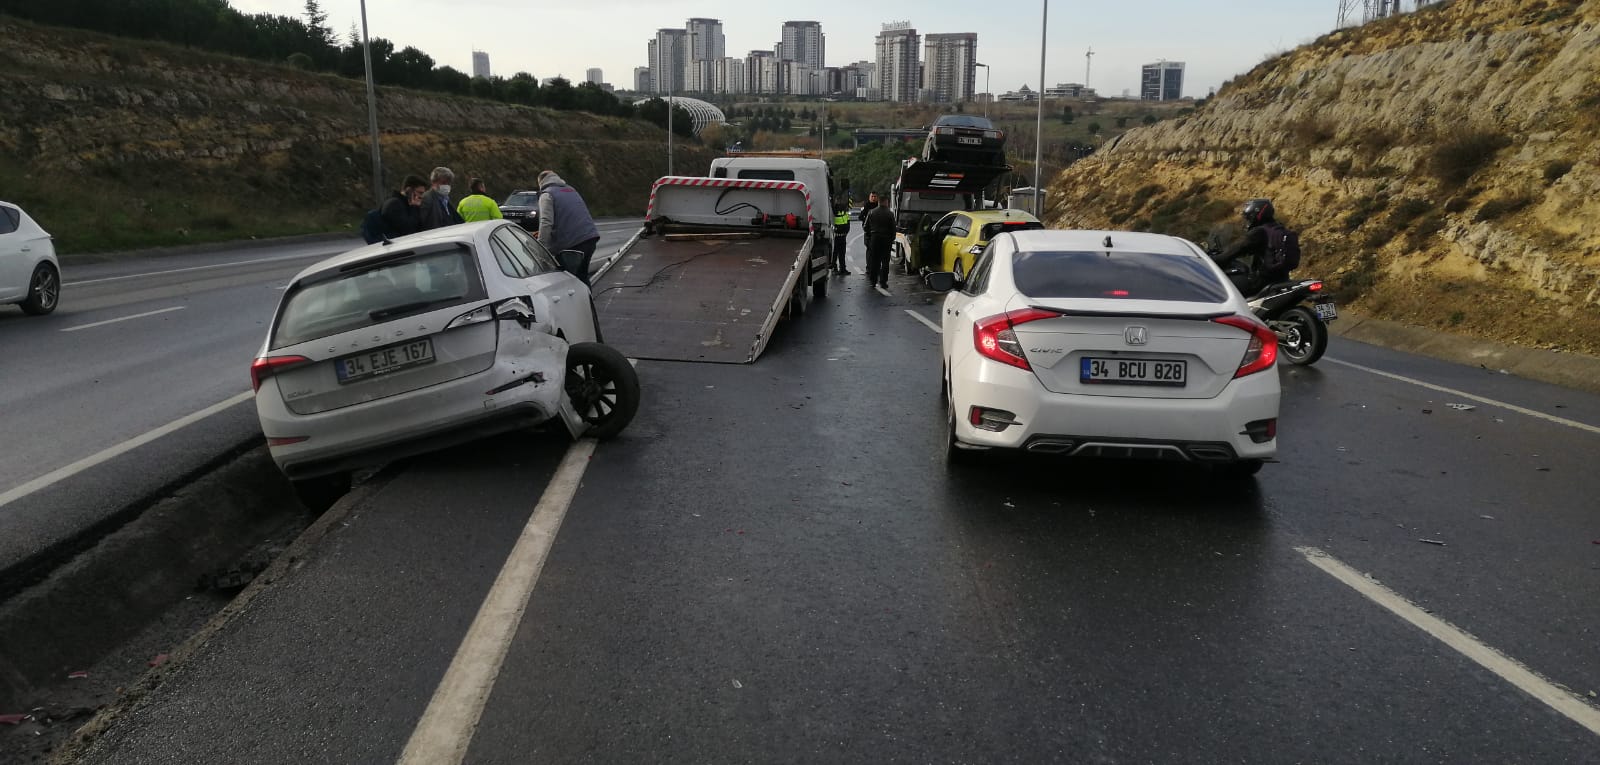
[1085, 47, 1095, 90]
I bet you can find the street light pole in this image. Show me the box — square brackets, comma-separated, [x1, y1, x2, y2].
[667, 85, 675, 176]
[975, 63, 990, 118]
[359, 0, 383, 208]
[1033, 0, 1048, 217]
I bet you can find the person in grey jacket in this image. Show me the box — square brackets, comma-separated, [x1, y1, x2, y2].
[535, 170, 601, 284]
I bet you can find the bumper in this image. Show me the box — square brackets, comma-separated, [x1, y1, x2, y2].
[950, 356, 1280, 461]
[257, 360, 564, 480]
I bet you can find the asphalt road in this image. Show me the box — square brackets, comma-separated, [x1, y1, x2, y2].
[62, 237, 1600, 763]
[0, 220, 642, 581]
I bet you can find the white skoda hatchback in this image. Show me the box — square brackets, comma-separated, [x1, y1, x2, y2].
[931, 229, 1280, 477]
[252, 221, 637, 505]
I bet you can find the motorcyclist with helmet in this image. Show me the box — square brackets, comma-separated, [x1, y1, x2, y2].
[1213, 198, 1292, 296]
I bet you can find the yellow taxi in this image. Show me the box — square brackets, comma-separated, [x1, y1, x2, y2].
[929, 209, 1043, 278]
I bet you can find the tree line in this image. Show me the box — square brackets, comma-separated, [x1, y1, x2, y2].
[0, 0, 690, 128]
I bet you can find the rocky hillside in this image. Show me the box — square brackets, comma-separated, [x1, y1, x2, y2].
[0, 16, 711, 253]
[1045, 0, 1600, 356]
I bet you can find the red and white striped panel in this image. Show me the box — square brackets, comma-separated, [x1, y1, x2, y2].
[646, 176, 813, 223]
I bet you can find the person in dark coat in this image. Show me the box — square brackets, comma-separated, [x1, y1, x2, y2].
[865, 193, 898, 292]
[418, 166, 465, 230]
[379, 175, 427, 239]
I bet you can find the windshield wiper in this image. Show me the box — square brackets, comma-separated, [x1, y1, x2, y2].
[368, 296, 464, 321]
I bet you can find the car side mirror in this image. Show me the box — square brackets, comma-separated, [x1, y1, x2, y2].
[495, 296, 537, 328]
[558, 249, 587, 276]
[925, 272, 961, 293]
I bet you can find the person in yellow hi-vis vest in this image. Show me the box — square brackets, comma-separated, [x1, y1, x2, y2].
[456, 178, 504, 223]
[831, 205, 851, 275]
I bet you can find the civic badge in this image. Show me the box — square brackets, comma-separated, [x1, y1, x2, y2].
[1124, 326, 1148, 346]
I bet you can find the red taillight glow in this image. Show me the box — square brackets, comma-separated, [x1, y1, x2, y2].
[1106, 290, 1131, 297]
[1309, 281, 1324, 293]
[250, 355, 312, 392]
[1212, 315, 1279, 378]
[973, 308, 1059, 370]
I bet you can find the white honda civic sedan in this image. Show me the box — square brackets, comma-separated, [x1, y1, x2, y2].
[252, 221, 637, 505]
[930, 229, 1280, 477]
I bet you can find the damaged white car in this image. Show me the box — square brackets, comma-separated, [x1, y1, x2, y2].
[250, 221, 638, 506]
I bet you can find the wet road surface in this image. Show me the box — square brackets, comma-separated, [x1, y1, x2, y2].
[65, 240, 1600, 763]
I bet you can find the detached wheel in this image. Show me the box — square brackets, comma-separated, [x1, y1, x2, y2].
[20, 263, 60, 315]
[291, 472, 350, 512]
[565, 342, 639, 440]
[1276, 306, 1328, 365]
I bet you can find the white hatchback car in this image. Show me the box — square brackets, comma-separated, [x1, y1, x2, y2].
[0, 201, 61, 315]
[931, 229, 1281, 477]
[252, 221, 637, 504]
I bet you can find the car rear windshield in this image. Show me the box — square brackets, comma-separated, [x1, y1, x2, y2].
[979, 221, 1043, 241]
[502, 193, 538, 207]
[938, 116, 994, 129]
[272, 246, 487, 349]
[1011, 250, 1230, 303]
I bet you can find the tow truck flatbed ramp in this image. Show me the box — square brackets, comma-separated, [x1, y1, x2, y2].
[591, 232, 807, 364]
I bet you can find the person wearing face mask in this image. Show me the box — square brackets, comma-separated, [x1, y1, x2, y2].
[419, 166, 465, 230]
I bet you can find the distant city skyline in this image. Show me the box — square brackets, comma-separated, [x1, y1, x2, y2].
[226, 1, 1354, 99]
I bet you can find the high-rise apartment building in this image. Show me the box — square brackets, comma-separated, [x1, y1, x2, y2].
[634, 66, 653, 93]
[1141, 61, 1184, 101]
[745, 50, 780, 95]
[874, 23, 920, 103]
[922, 33, 977, 103]
[586, 68, 604, 86]
[685, 18, 725, 93]
[780, 21, 825, 71]
[842, 61, 875, 99]
[471, 50, 490, 79]
[714, 57, 746, 95]
[651, 28, 688, 94]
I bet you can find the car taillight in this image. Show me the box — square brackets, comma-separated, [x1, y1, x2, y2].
[251, 355, 311, 392]
[973, 308, 1059, 371]
[1212, 315, 1278, 378]
[1308, 281, 1323, 292]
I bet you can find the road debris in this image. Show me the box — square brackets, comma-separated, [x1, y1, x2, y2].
[1003, 501, 1015, 508]
[66, 670, 89, 679]
[1536, 467, 1551, 472]
[149, 654, 170, 668]
[0, 713, 30, 725]
[1479, 515, 1496, 520]
[1421, 409, 1432, 414]
[731, 679, 743, 689]
[1446, 403, 1476, 411]
[1419, 539, 1448, 546]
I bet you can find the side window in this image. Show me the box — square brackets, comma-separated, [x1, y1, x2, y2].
[964, 250, 996, 295]
[491, 227, 543, 276]
[504, 225, 562, 272]
[487, 237, 529, 278]
[0, 207, 18, 235]
[948, 215, 971, 238]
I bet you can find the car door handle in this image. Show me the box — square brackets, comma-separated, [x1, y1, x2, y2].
[20, 246, 29, 252]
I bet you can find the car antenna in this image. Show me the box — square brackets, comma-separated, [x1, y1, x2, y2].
[1103, 235, 1113, 249]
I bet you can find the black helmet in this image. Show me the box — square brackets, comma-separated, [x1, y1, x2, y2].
[1241, 198, 1276, 226]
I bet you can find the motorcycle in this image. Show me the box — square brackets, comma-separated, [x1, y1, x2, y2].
[1221, 261, 1337, 366]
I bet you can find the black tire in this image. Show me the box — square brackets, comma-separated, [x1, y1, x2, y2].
[1276, 306, 1328, 366]
[812, 273, 829, 300]
[291, 472, 351, 512]
[787, 276, 808, 318]
[944, 387, 976, 465]
[565, 342, 640, 440]
[20, 263, 60, 315]
[1212, 459, 1264, 480]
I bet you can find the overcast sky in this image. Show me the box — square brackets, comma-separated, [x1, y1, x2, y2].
[230, 1, 1349, 97]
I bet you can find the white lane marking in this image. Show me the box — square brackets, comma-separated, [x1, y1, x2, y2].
[398, 439, 597, 765]
[63, 250, 337, 287]
[1296, 546, 1600, 737]
[1325, 357, 1600, 436]
[60, 306, 185, 332]
[905, 309, 942, 334]
[0, 391, 254, 510]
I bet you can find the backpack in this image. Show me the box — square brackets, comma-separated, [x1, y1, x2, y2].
[1262, 222, 1301, 272]
[360, 208, 386, 244]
